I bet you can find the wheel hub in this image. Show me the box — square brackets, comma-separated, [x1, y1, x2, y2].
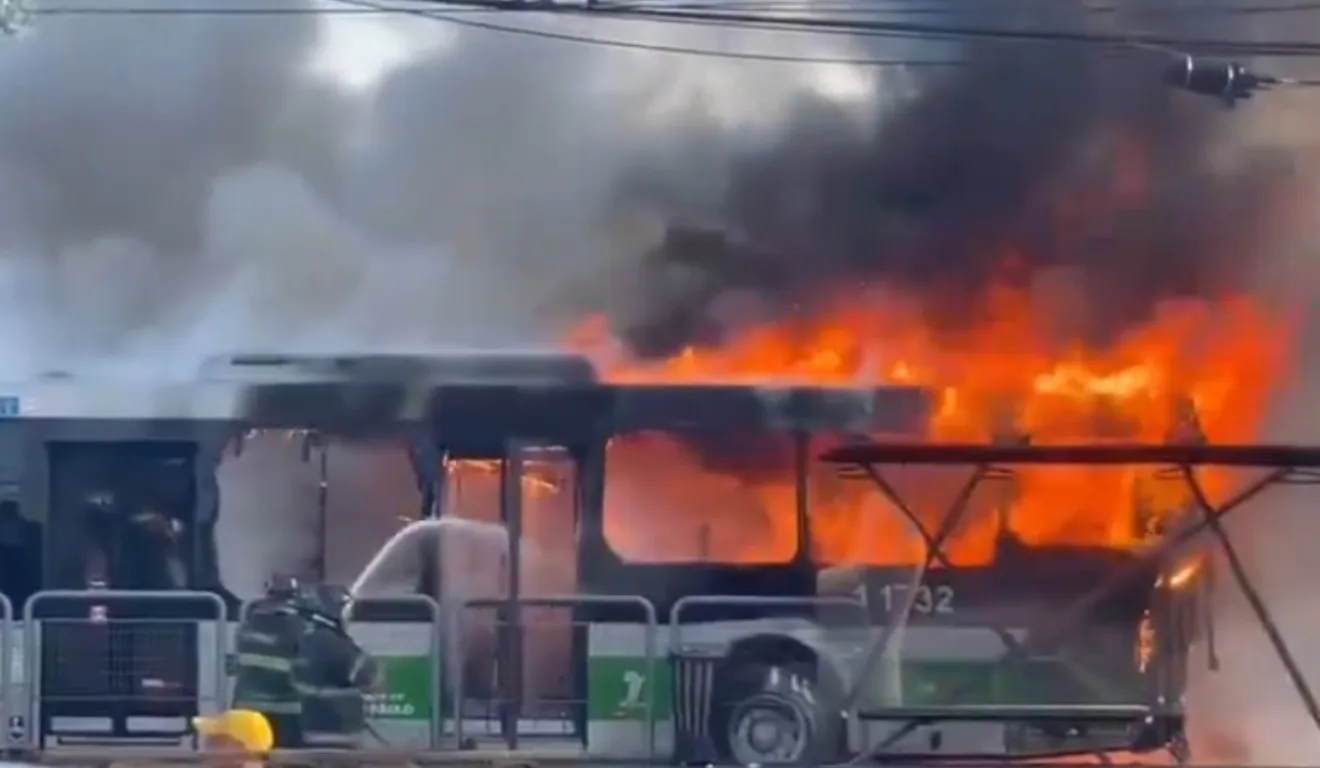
[730, 698, 808, 765]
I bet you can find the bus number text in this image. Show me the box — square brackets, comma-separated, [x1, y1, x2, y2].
[879, 583, 955, 615]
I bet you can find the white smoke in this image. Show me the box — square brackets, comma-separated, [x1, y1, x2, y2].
[1183, 86, 1320, 764]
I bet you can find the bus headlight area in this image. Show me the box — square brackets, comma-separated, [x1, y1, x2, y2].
[0, 352, 1311, 767]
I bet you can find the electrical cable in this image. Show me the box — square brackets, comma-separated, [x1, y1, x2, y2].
[23, 0, 1320, 58]
[342, 0, 1320, 101]
[605, 0, 1320, 16]
[30, 0, 1320, 16]
[555, 4, 1320, 56]
[13, 0, 1320, 93]
[330, 0, 1320, 90]
[324, 0, 972, 65]
[20, 2, 585, 14]
[0, 0, 979, 65]
[383, 0, 1320, 69]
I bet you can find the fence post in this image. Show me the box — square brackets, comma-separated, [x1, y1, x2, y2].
[22, 589, 228, 749]
[449, 599, 466, 751]
[0, 591, 11, 749]
[454, 594, 658, 759]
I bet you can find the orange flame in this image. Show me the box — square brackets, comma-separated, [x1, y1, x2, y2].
[571, 287, 1292, 565]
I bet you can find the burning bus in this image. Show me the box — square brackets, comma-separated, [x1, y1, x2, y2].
[0, 344, 1287, 763]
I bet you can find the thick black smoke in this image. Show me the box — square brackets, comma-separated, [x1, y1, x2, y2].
[610, 3, 1292, 358]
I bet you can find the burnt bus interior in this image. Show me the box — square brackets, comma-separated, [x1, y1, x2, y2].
[578, 384, 933, 620]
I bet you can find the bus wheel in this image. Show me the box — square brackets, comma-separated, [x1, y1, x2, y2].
[723, 665, 840, 766]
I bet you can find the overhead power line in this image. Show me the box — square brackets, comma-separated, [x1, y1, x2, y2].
[327, 0, 968, 64]
[617, 0, 1320, 15]
[18, 0, 1320, 58]
[329, 0, 1320, 99]
[349, 0, 1320, 99]
[27, 0, 1320, 15]
[556, 3, 1320, 56]
[12, 0, 1320, 90]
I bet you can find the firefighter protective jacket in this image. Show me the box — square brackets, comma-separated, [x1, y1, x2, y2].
[292, 614, 381, 747]
[232, 599, 306, 717]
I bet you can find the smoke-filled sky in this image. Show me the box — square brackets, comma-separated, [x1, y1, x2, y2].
[1, 0, 1300, 374]
[0, 0, 943, 376]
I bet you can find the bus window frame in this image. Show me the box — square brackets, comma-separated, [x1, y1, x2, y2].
[595, 428, 809, 566]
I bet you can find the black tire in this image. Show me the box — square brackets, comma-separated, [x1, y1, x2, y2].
[719, 664, 843, 766]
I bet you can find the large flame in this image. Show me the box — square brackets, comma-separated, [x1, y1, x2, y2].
[569, 287, 1292, 566]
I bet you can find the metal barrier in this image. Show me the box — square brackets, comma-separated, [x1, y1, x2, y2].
[351, 594, 444, 750]
[0, 591, 10, 750]
[668, 595, 869, 764]
[453, 595, 658, 759]
[16, 746, 604, 765]
[23, 590, 227, 749]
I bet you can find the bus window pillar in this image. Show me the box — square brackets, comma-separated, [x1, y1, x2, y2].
[793, 430, 810, 566]
[408, 434, 444, 520]
[499, 440, 526, 751]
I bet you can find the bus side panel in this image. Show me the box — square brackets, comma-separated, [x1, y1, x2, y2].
[585, 623, 671, 759]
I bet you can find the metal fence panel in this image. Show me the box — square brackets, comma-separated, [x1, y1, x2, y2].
[454, 595, 658, 759]
[23, 590, 227, 750]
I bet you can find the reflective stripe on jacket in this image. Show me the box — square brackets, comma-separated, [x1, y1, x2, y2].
[232, 601, 305, 715]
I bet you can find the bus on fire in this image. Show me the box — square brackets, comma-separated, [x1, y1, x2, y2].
[0, 352, 1201, 764]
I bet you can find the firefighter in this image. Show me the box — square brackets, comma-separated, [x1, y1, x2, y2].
[292, 584, 382, 748]
[231, 575, 306, 748]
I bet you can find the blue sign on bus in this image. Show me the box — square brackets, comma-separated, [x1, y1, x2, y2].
[0, 396, 18, 417]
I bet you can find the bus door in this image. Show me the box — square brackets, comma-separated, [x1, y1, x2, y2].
[40, 441, 200, 744]
[442, 443, 580, 748]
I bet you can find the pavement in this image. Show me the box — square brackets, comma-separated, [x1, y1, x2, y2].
[1, 748, 567, 767]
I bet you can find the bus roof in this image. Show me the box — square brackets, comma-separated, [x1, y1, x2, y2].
[0, 353, 934, 436]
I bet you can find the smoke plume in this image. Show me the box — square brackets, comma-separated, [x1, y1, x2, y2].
[0, 0, 926, 374]
[607, 7, 1307, 357]
[1182, 88, 1320, 764]
[0, 0, 1291, 366]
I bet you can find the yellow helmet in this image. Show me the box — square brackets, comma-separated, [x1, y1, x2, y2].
[192, 709, 274, 752]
